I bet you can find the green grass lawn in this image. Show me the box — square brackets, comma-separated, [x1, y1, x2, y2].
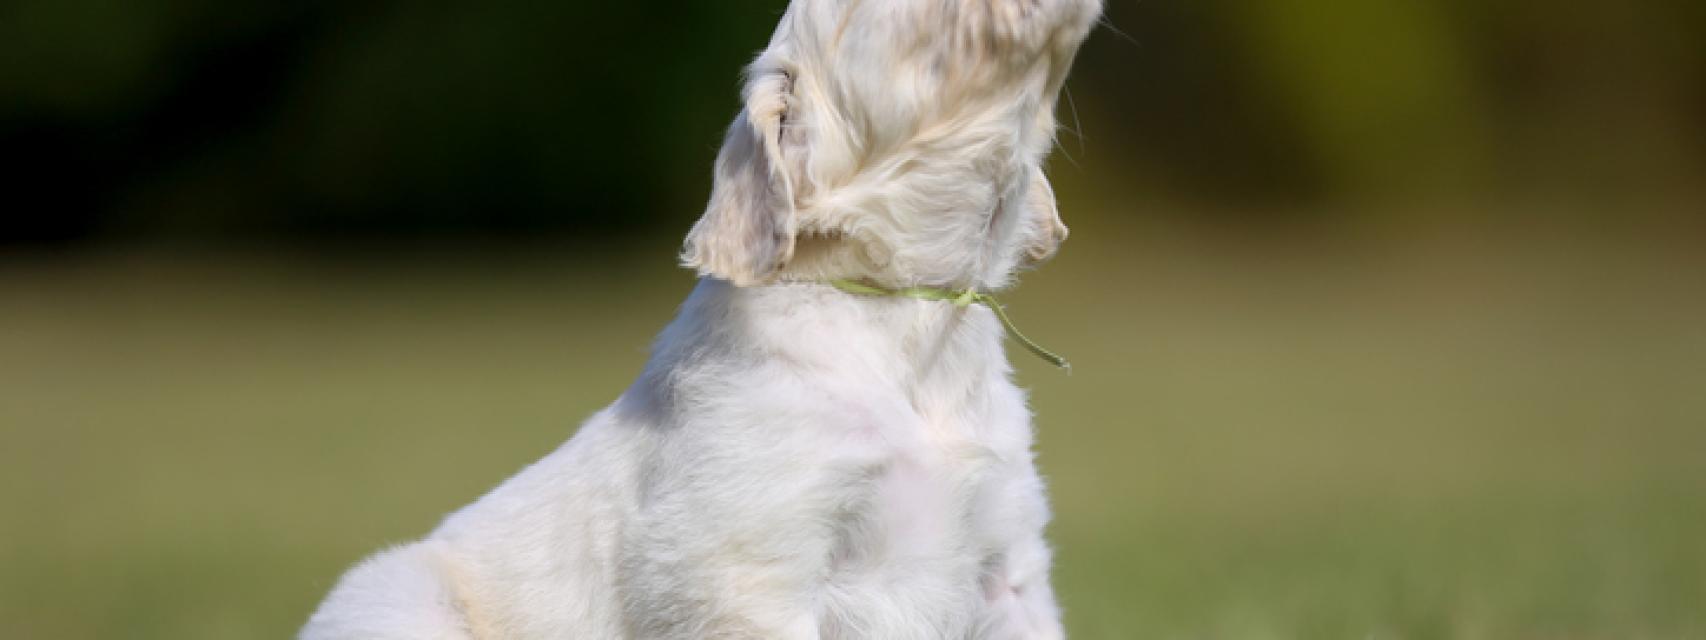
[3, 225, 1702, 639]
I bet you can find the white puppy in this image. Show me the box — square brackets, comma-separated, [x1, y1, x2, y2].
[301, 1, 1100, 638]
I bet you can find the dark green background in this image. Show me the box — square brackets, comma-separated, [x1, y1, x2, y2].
[5, 0, 1701, 244]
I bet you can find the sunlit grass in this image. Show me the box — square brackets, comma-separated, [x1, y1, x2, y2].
[2, 226, 1702, 639]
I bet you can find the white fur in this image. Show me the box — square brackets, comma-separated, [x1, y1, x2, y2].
[302, 1, 1099, 638]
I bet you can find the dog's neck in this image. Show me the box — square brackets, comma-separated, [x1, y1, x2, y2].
[633, 278, 1013, 421]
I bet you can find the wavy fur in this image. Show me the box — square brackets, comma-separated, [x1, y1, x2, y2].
[302, 1, 1100, 638]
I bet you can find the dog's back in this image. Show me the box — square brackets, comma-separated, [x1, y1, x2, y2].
[300, 542, 477, 640]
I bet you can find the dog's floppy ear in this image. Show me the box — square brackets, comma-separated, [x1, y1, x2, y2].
[1021, 166, 1068, 264]
[681, 68, 801, 286]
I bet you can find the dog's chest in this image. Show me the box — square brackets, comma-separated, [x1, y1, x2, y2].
[820, 391, 1042, 631]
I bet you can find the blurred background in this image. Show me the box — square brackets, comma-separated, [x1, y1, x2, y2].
[2, 0, 1702, 637]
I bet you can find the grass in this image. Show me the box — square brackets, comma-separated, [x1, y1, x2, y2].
[2, 223, 1702, 638]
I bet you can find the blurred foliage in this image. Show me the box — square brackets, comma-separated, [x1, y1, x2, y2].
[0, 1, 781, 242]
[1068, 0, 1706, 212]
[2, 0, 1702, 245]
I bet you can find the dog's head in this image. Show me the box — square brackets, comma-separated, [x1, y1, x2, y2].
[682, 0, 1101, 288]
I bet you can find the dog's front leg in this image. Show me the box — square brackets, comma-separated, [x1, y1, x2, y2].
[974, 458, 1066, 640]
[977, 535, 1066, 640]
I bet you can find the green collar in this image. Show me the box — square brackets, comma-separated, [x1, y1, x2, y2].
[828, 279, 1070, 371]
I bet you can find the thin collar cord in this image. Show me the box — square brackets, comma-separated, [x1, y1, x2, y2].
[828, 279, 1070, 371]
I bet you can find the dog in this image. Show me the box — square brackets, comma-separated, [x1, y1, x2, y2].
[301, 1, 1100, 637]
